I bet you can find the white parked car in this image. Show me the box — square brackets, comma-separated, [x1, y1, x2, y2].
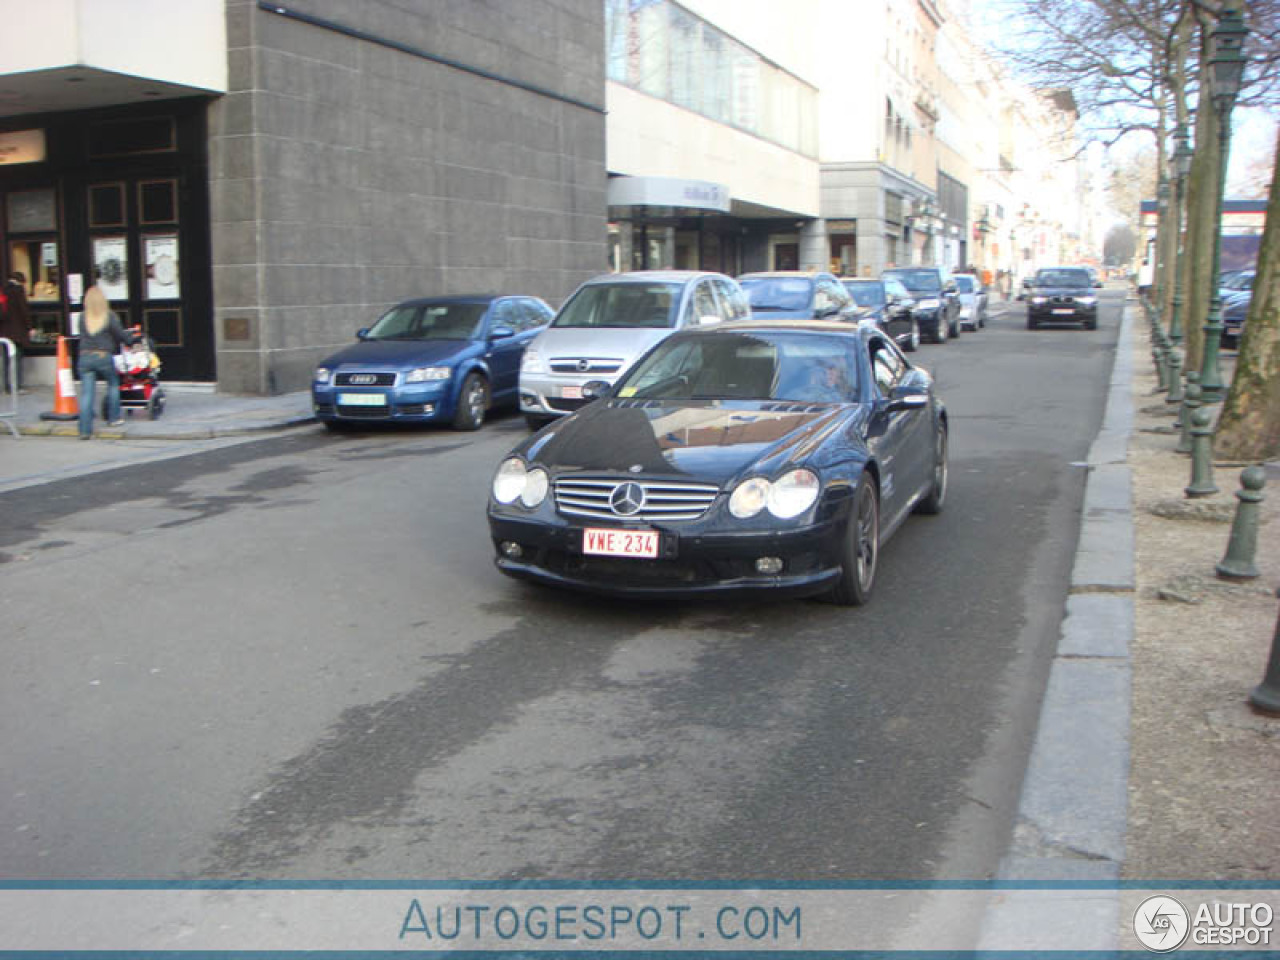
[952, 273, 988, 331]
[518, 271, 751, 429]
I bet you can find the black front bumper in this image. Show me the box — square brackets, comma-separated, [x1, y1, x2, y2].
[488, 513, 846, 600]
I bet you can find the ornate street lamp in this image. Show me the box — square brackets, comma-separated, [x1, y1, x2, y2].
[1198, 4, 1249, 402]
[1169, 123, 1194, 343]
[1156, 177, 1171, 311]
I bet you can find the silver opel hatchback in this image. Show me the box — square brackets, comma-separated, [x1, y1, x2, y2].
[518, 271, 751, 429]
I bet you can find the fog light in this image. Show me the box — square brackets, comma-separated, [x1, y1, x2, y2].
[755, 556, 783, 575]
[501, 541, 524, 559]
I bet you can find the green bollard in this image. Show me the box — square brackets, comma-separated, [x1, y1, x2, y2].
[1166, 351, 1183, 404]
[1249, 588, 1280, 717]
[1154, 344, 1169, 392]
[1177, 379, 1201, 455]
[1216, 467, 1267, 581]
[1185, 406, 1218, 499]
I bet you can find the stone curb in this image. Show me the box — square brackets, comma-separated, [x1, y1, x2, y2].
[14, 415, 317, 441]
[978, 301, 1136, 950]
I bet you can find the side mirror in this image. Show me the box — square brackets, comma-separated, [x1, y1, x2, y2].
[356, 327, 371, 340]
[581, 380, 613, 401]
[489, 325, 515, 340]
[885, 386, 929, 412]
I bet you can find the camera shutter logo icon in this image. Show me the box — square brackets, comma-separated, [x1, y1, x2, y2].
[1134, 895, 1190, 952]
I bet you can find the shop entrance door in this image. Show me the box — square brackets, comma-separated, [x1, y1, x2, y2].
[85, 175, 210, 380]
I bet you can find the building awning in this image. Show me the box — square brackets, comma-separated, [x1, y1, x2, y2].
[607, 176, 732, 214]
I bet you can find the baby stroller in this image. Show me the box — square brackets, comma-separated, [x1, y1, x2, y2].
[109, 335, 166, 419]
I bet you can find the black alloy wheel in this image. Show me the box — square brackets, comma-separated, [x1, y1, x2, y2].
[934, 312, 948, 343]
[914, 423, 948, 515]
[826, 474, 880, 606]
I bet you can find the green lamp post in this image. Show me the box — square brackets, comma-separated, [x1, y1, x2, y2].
[1198, 5, 1249, 402]
[1169, 123, 1193, 344]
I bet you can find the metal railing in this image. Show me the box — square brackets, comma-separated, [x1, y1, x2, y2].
[0, 337, 20, 438]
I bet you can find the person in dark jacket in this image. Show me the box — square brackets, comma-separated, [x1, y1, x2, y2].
[78, 285, 138, 439]
[0, 271, 30, 393]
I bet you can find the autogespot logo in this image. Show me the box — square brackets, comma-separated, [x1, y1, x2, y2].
[1134, 895, 1191, 952]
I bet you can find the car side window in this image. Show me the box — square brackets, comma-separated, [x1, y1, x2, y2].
[869, 339, 906, 398]
[813, 281, 834, 314]
[693, 281, 721, 325]
[714, 277, 750, 320]
[527, 299, 553, 328]
[490, 300, 516, 333]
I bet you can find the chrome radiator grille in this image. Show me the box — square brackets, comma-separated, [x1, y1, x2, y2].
[554, 478, 720, 521]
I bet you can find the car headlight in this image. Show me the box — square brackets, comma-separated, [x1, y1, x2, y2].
[521, 347, 543, 374]
[521, 468, 549, 508]
[406, 366, 451, 383]
[492, 458, 549, 508]
[767, 469, 820, 518]
[493, 458, 529, 504]
[314, 367, 331, 385]
[916, 298, 941, 310]
[1077, 296, 1097, 306]
[729, 477, 771, 519]
[1031, 296, 1048, 304]
[729, 471, 821, 520]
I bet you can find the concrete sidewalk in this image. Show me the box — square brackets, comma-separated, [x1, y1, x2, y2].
[0, 383, 314, 441]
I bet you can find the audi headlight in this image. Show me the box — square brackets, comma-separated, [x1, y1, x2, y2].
[521, 347, 543, 374]
[492, 458, 529, 504]
[406, 366, 451, 383]
[521, 468, 549, 508]
[729, 477, 771, 519]
[314, 367, 332, 385]
[916, 298, 941, 309]
[767, 469, 820, 518]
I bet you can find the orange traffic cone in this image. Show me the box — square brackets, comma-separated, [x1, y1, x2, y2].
[40, 335, 79, 421]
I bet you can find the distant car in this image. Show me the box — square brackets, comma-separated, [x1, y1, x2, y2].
[312, 295, 552, 431]
[519, 271, 750, 430]
[1222, 290, 1250, 348]
[487, 319, 948, 605]
[1025, 267, 1099, 330]
[737, 271, 860, 323]
[881, 266, 960, 342]
[1219, 269, 1255, 300]
[840, 276, 920, 351]
[952, 273, 988, 331]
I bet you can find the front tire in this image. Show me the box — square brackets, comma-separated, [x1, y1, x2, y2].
[902, 318, 920, 353]
[452, 373, 488, 431]
[933, 313, 948, 344]
[826, 475, 879, 606]
[914, 422, 948, 515]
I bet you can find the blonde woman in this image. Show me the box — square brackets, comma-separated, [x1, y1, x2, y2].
[77, 286, 137, 439]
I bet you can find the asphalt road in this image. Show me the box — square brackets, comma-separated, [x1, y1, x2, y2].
[0, 291, 1124, 883]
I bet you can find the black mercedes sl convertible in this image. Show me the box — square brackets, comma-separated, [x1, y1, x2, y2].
[486, 319, 947, 604]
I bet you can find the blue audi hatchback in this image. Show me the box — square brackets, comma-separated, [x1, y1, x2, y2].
[312, 295, 552, 431]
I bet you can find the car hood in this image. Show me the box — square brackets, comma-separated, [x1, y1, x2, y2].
[532, 326, 675, 363]
[320, 339, 475, 369]
[522, 399, 855, 485]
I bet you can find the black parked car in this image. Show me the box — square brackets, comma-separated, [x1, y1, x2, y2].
[487, 320, 948, 605]
[1025, 267, 1100, 330]
[881, 266, 960, 342]
[841, 277, 920, 352]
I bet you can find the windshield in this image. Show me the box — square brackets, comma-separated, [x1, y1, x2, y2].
[882, 269, 941, 294]
[615, 331, 861, 404]
[1034, 269, 1090, 288]
[553, 282, 680, 329]
[366, 303, 486, 340]
[954, 276, 976, 293]
[843, 282, 885, 308]
[738, 277, 814, 312]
